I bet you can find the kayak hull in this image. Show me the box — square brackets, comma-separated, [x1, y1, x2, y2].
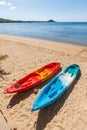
[4, 62, 60, 94]
[31, 64, 80, 111]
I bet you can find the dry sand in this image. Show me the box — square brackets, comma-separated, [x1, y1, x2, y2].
[0, 110, 10, 130]
[0, 35, 87, 130]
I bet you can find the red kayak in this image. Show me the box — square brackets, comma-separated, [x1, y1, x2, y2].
[4, 62, 60, 94]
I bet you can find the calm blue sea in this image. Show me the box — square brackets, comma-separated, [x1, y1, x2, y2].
[0, 22, 87, 45]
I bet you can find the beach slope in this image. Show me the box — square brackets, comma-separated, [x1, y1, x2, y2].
[0, 35, 87, 130]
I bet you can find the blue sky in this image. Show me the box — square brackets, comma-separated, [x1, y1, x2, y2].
[0, 0, 87, 21]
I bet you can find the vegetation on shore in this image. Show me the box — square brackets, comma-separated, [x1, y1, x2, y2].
[0, 18, 15, 23]
[0, 54, 8, 78]
[0, 54, 8, 60]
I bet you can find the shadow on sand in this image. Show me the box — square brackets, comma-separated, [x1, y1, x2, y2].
[35, 71, 81, 130]
[7, 68, 62, 109]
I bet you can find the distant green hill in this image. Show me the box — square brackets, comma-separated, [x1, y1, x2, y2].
[0, 18, 15, 23]
[0, 18, 55, 23]
[0, 18, 32, 23]
[47, 19, 55, 22]
[0, 18, 30, 23]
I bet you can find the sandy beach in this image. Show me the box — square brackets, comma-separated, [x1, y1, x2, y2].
[0, 35, 87, 130]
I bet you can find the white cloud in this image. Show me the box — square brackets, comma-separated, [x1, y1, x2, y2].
[0, 1, 16, 10]
[0, 0, 6, 5]
[10, 6, 16, 10]
[7, 3, 12, 6]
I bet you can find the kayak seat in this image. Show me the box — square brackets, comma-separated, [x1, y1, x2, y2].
[48, 89, 57, 98]
[38, 71, 49, 78]
[45, 77, 58, 94]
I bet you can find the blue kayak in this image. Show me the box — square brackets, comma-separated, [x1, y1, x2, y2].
[31, 64, 80, 111]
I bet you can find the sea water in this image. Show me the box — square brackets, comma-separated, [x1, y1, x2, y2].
[0, 22, 87, 45]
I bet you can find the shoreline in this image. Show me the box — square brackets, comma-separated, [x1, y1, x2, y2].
[0, 34, 87, 47]
[0, 34, 86, 55]
[0, 35, 87, 130]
